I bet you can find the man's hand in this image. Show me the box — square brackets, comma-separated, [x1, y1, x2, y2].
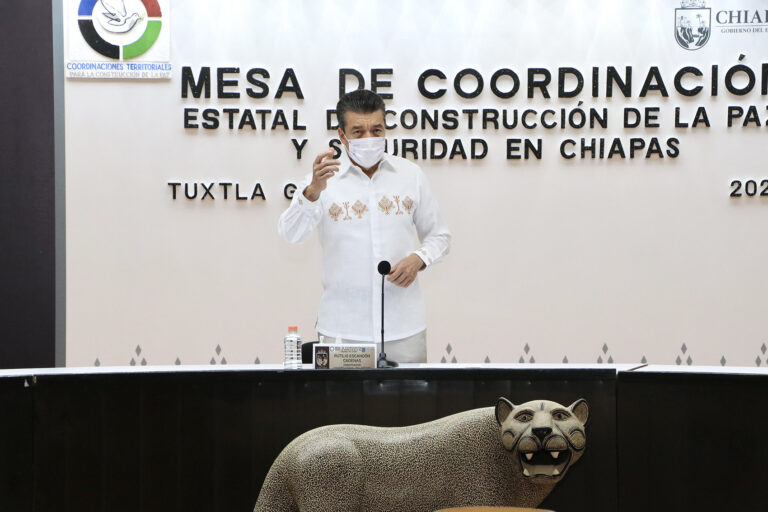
[304, 149, 339, 202]
[387, 253, 426, 287]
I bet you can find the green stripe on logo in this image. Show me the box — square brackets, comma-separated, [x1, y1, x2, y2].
[123, 20, 162, 60]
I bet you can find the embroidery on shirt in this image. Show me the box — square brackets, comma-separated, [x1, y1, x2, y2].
[402, 196, 415, 214]
[351, 200, 368, 219]
[342, 201, 352, 221]
[393, 195, 404, 215]
[378, 196, 395, 215]
[328, 203, 343, 221]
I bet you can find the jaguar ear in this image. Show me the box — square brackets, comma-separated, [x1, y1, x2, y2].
[495, 397, 515, 426]
[569, 399, 589, 425]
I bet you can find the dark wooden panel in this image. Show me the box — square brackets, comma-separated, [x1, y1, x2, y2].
[24, 368, 616, 512]
[176, 377, 217, 512]
[139, 375, 181, 512]
[0, 378, 34, 512]
[212, 377, 258, 512]
[33, 377, 104, 512]
[617, 371, 768, 512]
[101, 377, 142, 512]
[0, 0, 55, 369]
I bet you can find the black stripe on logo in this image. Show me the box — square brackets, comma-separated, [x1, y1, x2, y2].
[78, 19, 119, 60]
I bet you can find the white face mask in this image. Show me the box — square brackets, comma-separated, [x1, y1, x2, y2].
[345, 135, 386, 169]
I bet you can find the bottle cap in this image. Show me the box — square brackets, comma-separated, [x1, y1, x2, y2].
[288, 326, 298, 332]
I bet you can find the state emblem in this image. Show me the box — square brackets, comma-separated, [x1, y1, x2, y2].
[675, 0, 711, 50]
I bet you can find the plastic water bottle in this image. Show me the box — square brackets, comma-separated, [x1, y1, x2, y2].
[283, 326, 302, 369]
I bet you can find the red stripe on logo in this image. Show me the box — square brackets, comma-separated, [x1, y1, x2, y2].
[142, 0, 162, 17]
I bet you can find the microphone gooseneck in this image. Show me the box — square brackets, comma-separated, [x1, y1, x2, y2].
[376, 260, 398, 368]
[379, 260, 388, 356]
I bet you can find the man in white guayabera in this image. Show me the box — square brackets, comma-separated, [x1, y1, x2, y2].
[278, 90, 451, 363]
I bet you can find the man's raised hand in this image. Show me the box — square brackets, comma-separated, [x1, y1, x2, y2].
[303, 149, 339, 202]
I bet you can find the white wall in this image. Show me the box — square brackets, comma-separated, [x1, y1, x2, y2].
[65, 0, 768, 367]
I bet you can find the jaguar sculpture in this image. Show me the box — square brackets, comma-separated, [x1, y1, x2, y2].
[254, 397, 589, 512]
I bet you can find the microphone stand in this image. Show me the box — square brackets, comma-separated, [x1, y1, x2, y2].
[377, 263, 398, 368]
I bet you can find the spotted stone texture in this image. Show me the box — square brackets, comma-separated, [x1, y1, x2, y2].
[253, 398, 588, 512]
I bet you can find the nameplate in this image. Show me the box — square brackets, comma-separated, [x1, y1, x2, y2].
[313, 343, 377, 369]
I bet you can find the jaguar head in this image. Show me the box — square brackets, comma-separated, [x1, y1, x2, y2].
[495, 397, 589, 483]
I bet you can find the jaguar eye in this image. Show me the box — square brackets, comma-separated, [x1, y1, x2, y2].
[552, 410, 571, 421]
[515, 411, 533, 422]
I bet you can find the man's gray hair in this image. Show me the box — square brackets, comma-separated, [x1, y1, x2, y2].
[336, 89, 386, 131]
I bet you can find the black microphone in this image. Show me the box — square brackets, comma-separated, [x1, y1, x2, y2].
[376, 260, 398, 368]
[377, 260, 391, 276]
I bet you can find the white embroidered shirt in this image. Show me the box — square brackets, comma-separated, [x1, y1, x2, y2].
[278, 152, 451, 341]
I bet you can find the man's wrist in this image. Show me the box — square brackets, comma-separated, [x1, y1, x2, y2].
[411, 252, 427, 270]
[303, 184, 321, 202]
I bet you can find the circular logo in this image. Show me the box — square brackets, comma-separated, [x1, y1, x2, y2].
[78, 0, 162, 60]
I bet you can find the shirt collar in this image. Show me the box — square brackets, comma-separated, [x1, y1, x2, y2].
[338, 149, 394, 177]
